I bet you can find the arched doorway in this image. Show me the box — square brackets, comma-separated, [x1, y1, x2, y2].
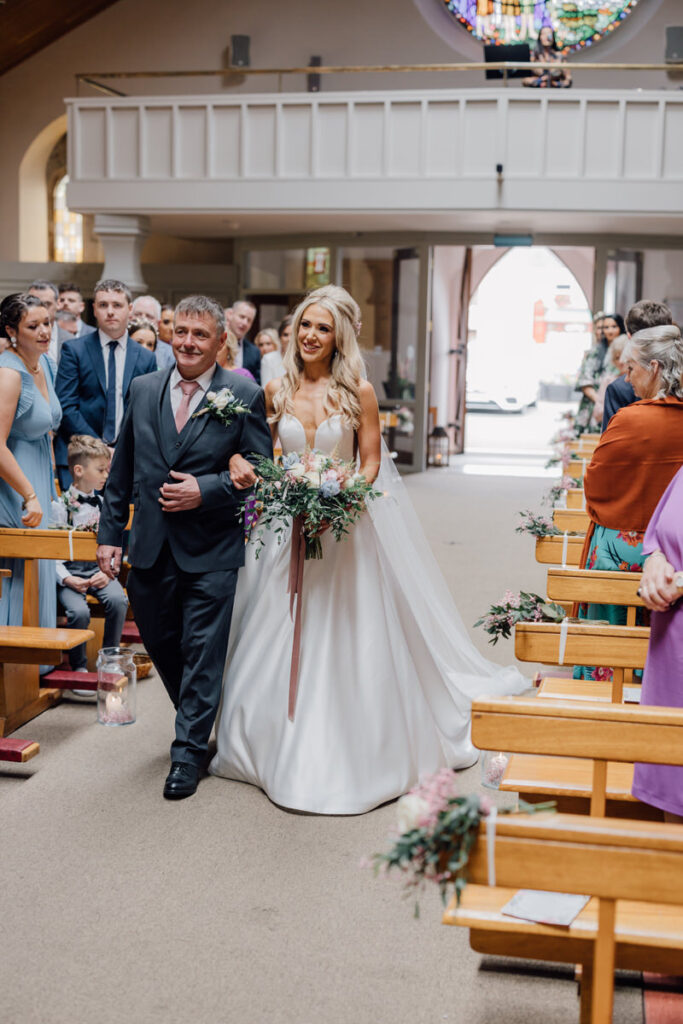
[465, 246, 593, 453]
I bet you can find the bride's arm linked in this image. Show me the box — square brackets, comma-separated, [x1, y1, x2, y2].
[229, 379, 280, 489]
[356, 380, 382, 486]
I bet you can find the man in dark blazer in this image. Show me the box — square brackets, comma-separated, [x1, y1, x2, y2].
[97, 295, 273, 800]
[55, 278, 157, 489]
[226, 300, 261, 383]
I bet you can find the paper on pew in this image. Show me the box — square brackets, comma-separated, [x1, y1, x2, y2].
[624, 686, 641, 703]
[501, 890, 590, 927]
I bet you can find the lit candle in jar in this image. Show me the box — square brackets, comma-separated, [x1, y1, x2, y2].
[105, 692, 124, 715]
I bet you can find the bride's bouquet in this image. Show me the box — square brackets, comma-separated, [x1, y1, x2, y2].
[244, 450, 382, 559]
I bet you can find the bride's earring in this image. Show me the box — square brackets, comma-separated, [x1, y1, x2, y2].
[8, 335, 17, 349]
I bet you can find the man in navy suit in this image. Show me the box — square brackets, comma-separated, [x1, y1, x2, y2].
[55, 278, 157, 488]
[97, 295, 272, 799]
[226, 300, 261, 383]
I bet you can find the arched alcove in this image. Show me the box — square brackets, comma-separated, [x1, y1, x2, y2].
[18, 114, 67, 261]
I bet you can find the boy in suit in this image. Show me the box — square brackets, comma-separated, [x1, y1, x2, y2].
[56, 435, 128, 692]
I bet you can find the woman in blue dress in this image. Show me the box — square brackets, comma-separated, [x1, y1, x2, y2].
[0, 293, 62, 634]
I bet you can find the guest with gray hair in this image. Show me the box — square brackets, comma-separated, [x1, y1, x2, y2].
[622, 325, 683, 401]
[131, 293, 175, 368]
[573, 321, 683, 673]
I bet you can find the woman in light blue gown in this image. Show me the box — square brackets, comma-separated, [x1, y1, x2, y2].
[0, 294, 62, 635]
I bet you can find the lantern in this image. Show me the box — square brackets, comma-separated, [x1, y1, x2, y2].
[428, 426, 450, 468]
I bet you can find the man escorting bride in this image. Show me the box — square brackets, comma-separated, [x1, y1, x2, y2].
[98, 285, 526, 809]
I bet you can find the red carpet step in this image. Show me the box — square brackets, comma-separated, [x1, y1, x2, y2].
[0, 737, 40, 762]
[43, 670, 98, 691]
[644, 973, 683, 1024]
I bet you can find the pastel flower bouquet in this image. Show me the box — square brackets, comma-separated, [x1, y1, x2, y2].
[371, 768, 554, 915]
[244, 450, 382, 559]
[49, 487, 101, 532]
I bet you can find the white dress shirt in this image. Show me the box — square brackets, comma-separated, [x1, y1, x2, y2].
[169, 365, 215, 420]
[47, 322, 60, 364]
[260, 350, 285, 388]
[99, 329, 128, 439]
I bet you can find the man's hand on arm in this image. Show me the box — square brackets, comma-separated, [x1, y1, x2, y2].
[97, 545, 123, 580]
[158, 471, 202, 512]
[229, 454, 258, 490]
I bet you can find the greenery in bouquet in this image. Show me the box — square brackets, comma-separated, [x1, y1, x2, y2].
[371, 768, 555, 915]
[515, 508, 561, 539]
[243, 450, 382, 559]
[474, 589, 566, 644]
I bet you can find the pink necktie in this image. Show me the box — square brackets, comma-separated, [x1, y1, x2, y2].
[174, 379, 200, 432]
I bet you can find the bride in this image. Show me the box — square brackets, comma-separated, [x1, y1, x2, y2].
[209, 285, 527, 813]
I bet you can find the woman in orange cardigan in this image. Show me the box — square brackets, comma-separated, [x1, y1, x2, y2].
[575, 324, 683, 679]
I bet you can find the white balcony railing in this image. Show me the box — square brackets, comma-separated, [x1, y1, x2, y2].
[66, 89, 683, 215]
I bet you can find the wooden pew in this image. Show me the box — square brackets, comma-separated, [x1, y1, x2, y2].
[516, 620, 648, 706]
[567, 488, 585, 509]
[567, 459, 588, 482]
[443, 809, 683, 1024]
[0, 529, 99, 733]
[553, 508, 589, 534]
[0, 625, 94, 735]
[569, 433, 600, 456]
[535, 535, 584, 566]
[507, 624, 651, 815]
[475, 696, 681, 818]
[540, 569, 645, 701]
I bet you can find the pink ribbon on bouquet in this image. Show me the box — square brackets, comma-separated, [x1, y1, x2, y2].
[287, 515, 306, 721]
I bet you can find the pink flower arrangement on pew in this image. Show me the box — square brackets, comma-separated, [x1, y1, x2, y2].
[474, 590, 565, 644]
[371, 768, 554, 915]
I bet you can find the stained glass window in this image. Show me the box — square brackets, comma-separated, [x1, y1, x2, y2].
[53, 175, 83, 263]
[443, 0, 640, 51]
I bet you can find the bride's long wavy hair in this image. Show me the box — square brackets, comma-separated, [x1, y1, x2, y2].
[269, 285, 365, 428]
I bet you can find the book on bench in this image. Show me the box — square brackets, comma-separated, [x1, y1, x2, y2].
[501, 890, 590, 927]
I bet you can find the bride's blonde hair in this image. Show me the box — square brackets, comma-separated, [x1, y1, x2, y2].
[270, 284, 365, 428]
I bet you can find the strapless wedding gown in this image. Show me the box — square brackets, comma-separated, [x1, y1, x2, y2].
[210, 413, 526, 813]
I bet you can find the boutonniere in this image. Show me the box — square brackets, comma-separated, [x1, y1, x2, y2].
[192, 387, 250, 427]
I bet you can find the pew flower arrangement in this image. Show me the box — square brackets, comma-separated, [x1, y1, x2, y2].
[243, 451, 382, 560]
[474, 590, 566, 644]
[542, 474, 574, 507]
[515, 509, 561, 538]
[371, 768, 555, 915]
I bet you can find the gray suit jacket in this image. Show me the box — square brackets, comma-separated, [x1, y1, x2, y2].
[98, 365, 273, 572]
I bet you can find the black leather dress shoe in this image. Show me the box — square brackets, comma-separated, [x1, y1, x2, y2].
[163, 762, 200, 800]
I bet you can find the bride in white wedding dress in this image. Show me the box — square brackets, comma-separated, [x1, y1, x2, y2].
[209, 285, 527, 813]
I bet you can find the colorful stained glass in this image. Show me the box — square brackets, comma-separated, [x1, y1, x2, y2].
[53, 175, 83, 263]
[443, 0, 640, 50]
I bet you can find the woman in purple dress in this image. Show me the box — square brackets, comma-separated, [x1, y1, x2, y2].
[632, 466, 683, 821]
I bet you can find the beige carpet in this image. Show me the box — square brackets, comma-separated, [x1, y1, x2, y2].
[0, 461, 643, 1024]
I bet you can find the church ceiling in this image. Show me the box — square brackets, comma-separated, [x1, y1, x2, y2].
[0, 0, 121, 75]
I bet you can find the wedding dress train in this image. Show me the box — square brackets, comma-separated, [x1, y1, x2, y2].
[210, 413, 527, 813]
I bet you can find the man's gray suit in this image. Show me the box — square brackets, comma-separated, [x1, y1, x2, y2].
[98, 364, 273, 766]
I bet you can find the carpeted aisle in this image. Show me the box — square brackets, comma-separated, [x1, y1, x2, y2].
[0, 462, 644, 1024]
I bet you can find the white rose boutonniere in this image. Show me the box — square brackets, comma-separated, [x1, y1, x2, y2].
[192, 386, 249, 426]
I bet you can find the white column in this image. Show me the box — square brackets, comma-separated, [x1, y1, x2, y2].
[93, 214, 149, 295]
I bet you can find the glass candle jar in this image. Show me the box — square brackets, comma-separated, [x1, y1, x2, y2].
[97, 647, 136, 726]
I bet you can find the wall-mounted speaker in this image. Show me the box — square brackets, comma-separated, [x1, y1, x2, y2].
[231, 35, 250, 68]
[665, 27, 683, 63]
[308, 56, 322, 93]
